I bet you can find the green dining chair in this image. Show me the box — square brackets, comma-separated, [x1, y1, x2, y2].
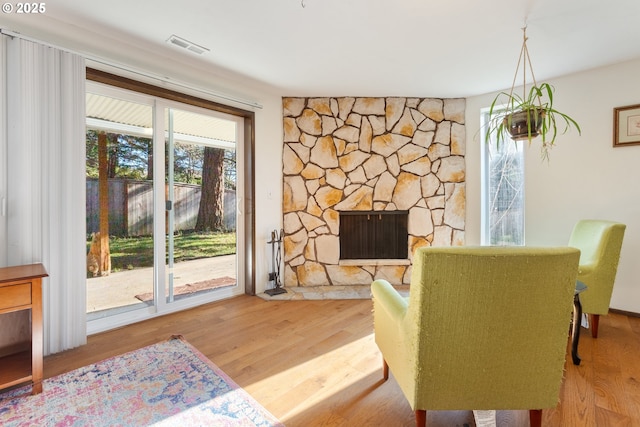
[568, 220, 626, 338]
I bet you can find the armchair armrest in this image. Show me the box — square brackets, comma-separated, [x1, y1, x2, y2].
[371, 279, 413, 400]
[371, 279, 408, 323]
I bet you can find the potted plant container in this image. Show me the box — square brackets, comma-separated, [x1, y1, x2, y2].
[485, 82, 581, 159]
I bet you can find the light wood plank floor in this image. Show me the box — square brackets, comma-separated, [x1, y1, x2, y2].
[44, 295, 640, 426]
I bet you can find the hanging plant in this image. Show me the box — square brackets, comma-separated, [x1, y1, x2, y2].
[484, 28, 581, 159]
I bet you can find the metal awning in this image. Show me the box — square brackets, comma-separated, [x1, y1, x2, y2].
[86, 92, 237, 150]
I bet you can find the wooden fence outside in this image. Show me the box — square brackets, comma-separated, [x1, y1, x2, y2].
[87, 178, 236, 237]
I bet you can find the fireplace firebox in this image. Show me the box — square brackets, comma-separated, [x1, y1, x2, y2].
[339, 211, 409, 260]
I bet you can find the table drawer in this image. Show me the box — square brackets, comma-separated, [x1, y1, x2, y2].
[0, 283, 31, 310]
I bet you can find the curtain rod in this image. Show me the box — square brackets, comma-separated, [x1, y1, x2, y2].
[0, 28, 263, 110]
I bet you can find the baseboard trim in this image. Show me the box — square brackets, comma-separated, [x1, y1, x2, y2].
[610, 308, 640, 318]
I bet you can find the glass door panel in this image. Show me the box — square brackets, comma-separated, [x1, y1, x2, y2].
[85, 90, 155, 319]
[164, 106, 239, 303]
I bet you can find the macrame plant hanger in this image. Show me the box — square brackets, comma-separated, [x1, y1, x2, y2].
[486, 22, 581, 159]
[507, 26, 542, 115]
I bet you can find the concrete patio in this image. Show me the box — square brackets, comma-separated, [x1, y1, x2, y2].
[86, 254, 236, 313]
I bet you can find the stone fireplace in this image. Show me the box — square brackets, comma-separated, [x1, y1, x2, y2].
[282, 96, 465, 287]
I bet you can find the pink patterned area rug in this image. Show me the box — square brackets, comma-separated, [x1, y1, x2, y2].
[0, 335, 284, 427]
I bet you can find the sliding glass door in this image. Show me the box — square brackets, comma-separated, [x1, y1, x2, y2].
[85, 82, 244, 333]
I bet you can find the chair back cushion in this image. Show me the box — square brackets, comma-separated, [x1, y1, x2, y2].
[568, 220, 626, 314]
[404, 246, 579, 410]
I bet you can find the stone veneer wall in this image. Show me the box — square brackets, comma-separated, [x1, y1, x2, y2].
[282, 97, 466, 287]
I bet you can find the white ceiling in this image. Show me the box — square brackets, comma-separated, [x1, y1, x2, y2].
[2, 0, 640, 98]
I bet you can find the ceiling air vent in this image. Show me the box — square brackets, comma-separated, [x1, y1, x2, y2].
[166, 34, 209, 55]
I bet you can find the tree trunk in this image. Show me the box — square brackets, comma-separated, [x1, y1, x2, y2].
[107, 133, 118, 178]
[195, 147, 225, 232]
[96, 132, 111, 276]
[147, 146, 153, 180]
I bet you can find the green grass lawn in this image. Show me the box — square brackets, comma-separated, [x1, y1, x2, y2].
[88, 231, 236, 272]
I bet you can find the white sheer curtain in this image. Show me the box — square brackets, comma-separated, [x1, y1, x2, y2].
[4, 34, 87, 354]
[0, 36, 6, 267]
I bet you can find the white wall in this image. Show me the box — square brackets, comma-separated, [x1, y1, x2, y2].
[252, 96, 285, 293]
[466, 58, 640, 313]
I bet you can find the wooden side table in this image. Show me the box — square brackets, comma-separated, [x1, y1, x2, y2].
[0, 264, 48, 394]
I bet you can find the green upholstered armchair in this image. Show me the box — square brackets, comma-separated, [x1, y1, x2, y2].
[371, 246, 580, 427]
[568, 220, 626, 338]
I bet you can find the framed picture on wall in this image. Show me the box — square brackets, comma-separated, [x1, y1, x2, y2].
[614, 104, 640, 147]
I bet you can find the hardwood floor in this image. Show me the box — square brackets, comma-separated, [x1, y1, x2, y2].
[43, 295, 640, 426]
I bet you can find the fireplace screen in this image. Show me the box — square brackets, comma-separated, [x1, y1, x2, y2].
[339, 211, 408, 260]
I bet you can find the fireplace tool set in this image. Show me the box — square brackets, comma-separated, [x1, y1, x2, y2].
[266, 228, 287, 296]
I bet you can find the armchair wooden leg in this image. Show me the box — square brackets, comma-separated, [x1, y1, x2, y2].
[590, 314, 600, 338]
[382, 357, 389, 381]
[529, 409, 542, 427]
[415, 409, 426, 427]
